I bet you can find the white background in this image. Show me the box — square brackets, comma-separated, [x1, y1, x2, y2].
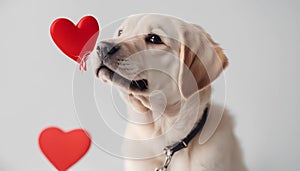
[1, 0, 300, 170]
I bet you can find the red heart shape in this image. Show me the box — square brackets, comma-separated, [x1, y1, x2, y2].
[50, 16, 99, 69]
[39, 127, 91, 171]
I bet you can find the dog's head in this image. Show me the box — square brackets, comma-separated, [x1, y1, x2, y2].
[92, 14, 228, 113]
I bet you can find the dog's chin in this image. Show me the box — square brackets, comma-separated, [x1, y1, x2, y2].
[97, 65, 148, 92]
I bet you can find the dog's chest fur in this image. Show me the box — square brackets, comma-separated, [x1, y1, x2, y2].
[123, 107, 248, 171]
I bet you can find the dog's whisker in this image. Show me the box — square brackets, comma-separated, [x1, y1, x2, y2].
[141, 79, 148, 87]
[134, 80, 142, 89]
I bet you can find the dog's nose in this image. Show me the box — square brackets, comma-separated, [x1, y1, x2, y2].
[96, 42, 119, 60]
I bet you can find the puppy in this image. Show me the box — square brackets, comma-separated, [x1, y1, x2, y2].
[92, 14, 247, 171]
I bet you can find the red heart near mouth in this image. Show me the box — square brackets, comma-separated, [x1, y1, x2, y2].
[50, 16, 99, 70]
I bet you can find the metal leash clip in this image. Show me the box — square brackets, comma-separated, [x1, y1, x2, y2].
[155, 147, 174, 171]
[154, 107, 209, 171]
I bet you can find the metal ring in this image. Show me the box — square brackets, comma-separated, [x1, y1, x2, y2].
[181, 140, 188, 148]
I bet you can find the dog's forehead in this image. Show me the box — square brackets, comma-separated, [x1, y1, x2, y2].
[119, 14, 184, 38]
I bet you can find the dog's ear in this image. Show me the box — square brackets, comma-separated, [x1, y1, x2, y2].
[178, 24, 228, 99]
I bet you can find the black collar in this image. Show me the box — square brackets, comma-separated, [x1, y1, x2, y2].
[155, 107, 209, 171]
[165, 106, 208, 155]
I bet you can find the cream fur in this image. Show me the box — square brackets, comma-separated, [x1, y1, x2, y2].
[92, 14, 247, 171]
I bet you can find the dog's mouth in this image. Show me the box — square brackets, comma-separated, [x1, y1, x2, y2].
[96, 65, 148, 92]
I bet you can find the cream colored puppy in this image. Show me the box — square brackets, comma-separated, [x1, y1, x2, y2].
[92, 14, 247, 171]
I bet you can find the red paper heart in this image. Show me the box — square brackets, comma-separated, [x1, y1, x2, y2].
[39, 127, 91, 171]
[50, 16, 99, 70]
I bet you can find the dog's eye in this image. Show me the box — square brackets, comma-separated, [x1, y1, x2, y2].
[118, 30, 123, 36]
[146, 34, 163, 44]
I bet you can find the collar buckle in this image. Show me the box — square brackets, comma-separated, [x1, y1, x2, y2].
[154, 106, 209, 171]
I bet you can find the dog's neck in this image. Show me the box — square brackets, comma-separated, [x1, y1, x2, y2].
[121, 87, 211, 144]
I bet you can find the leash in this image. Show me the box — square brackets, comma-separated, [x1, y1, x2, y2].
[155, 107, 209, 171]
